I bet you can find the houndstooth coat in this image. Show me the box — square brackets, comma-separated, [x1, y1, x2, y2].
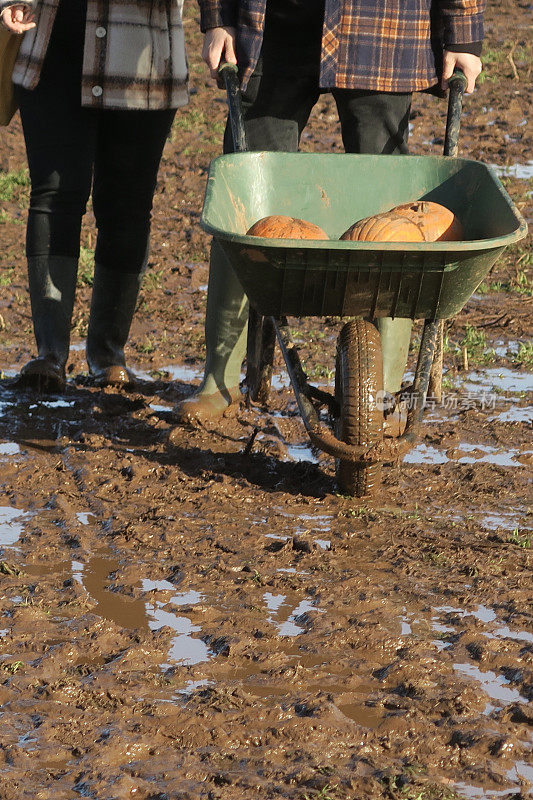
[0, 0, 189, 109]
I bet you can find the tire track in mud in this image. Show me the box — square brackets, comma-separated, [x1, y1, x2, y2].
[58, 432, 113, 535]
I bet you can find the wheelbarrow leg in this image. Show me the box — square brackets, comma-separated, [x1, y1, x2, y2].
[246, 308, 276, 404]
[404, 320, 441, 438]
[428, 320, 444, 403]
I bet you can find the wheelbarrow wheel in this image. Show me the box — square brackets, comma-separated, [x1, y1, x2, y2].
[335, 319, 384, 497]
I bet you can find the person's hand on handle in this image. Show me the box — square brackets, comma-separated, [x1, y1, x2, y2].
[1, 4, 36, 34]
[202, 26, 237, 80]
[441, 51, 482, 93]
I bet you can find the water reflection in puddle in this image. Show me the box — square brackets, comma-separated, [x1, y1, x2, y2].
[17, 732, 38, 751]
[285, 443, 319, 464]
[298, 514, 333, 533]
[264, 592, 322, 636]
[136, 364, 202, 383]
[141, 579, 203, 608]
[0, 506, 26, 548]
[492, 340, 521, 358]
[453, 664, 528, 705]
[404, 444, 448, 464]
[458, 367, 533, 395]
[146, 603, 209, 667]
[141, 578, 176, 592]
[489, 406, 532, 424]
[271, 373, 290, 391]
[28, 400, 75, 410]
[454, 781, 518, 799]
[0, 442, 21, 458]
[76, 512, 95, 526]
[454, 757, 533, 800]
[491, 160, 533, 180]
[492, 625, 533, 644]
[432, 603, 533, 648]
[178, 679, 212, 695]
[315, 539, 331, 550]
[71, 555, 210, 667]
[404, 442, 529, 467]
[481, 513, 521, 531]
[508, 761, 533, 784]
[454, 443, 530, 467]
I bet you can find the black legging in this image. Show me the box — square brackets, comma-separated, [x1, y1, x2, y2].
[16, 0, 176, 273]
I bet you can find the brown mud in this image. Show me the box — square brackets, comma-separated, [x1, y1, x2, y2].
[0, 2, 532, 798]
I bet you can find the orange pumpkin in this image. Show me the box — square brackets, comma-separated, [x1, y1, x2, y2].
[340, 201, 463, 243]
[247, 215, 328, 240]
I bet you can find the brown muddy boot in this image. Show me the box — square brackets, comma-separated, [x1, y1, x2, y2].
[17, 255, 78, 393]
[86, 264, 141, 388]
[173, 242, 247, 423]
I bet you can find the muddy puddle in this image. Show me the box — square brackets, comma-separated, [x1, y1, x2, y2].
[0, 352, 531, 800]
[491, 159, 533, 180]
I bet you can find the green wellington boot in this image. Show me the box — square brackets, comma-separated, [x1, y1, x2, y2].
[174, 241, 248, 422]
[86, 263, 142, 387]
[18, 255, 78, 392]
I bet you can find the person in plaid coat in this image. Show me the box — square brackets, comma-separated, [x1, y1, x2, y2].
[0, 0, 188, 391]
[174, 0, 484, 423]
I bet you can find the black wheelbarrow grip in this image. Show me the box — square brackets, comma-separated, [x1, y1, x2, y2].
[444, 70, 467, 157]
[218, 62, 248, 153]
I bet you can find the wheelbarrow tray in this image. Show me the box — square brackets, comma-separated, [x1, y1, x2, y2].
[201, 152, 527, 320]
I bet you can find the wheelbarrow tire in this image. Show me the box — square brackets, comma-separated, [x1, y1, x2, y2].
[335, 319, 384, 497]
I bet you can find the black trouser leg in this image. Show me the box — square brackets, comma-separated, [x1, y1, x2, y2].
[87, 107, 175, 383]
[92, 108, 175, 274]
[332, 89, 412, 155]
[223, 59, 321, 153]
[17, 84, 94, 260]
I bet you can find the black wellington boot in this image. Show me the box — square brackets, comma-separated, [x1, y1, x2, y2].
[86, 263, 142, 388]
[18, 255, 78, 392]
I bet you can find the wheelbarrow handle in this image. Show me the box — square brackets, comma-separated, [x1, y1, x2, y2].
[444, 69, 467, 158]
[219, 60, 466, 159]
[218, 62, 248, 153]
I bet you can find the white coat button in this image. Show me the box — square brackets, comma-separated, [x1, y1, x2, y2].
[92, 85, 103, 97]
[95, 26, 106, 38]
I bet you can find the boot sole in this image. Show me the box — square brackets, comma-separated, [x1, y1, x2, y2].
[15, 371, 66, 394]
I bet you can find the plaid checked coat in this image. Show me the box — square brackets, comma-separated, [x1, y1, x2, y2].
[198, 0, 485, 92]
[0, 0, 188, 109]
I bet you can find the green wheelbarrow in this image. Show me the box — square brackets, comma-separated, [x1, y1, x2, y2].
[201, 66, 527, 497]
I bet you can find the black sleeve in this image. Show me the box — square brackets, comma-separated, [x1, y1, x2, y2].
[445, 42, 482, 57]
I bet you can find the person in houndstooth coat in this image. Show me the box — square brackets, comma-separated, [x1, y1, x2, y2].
[1, 0, 188, 390]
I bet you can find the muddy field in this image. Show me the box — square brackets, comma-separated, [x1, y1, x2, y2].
[0, 2, 532, 798]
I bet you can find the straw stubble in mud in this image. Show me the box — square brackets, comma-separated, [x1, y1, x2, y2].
[0, 0, 532, 797]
